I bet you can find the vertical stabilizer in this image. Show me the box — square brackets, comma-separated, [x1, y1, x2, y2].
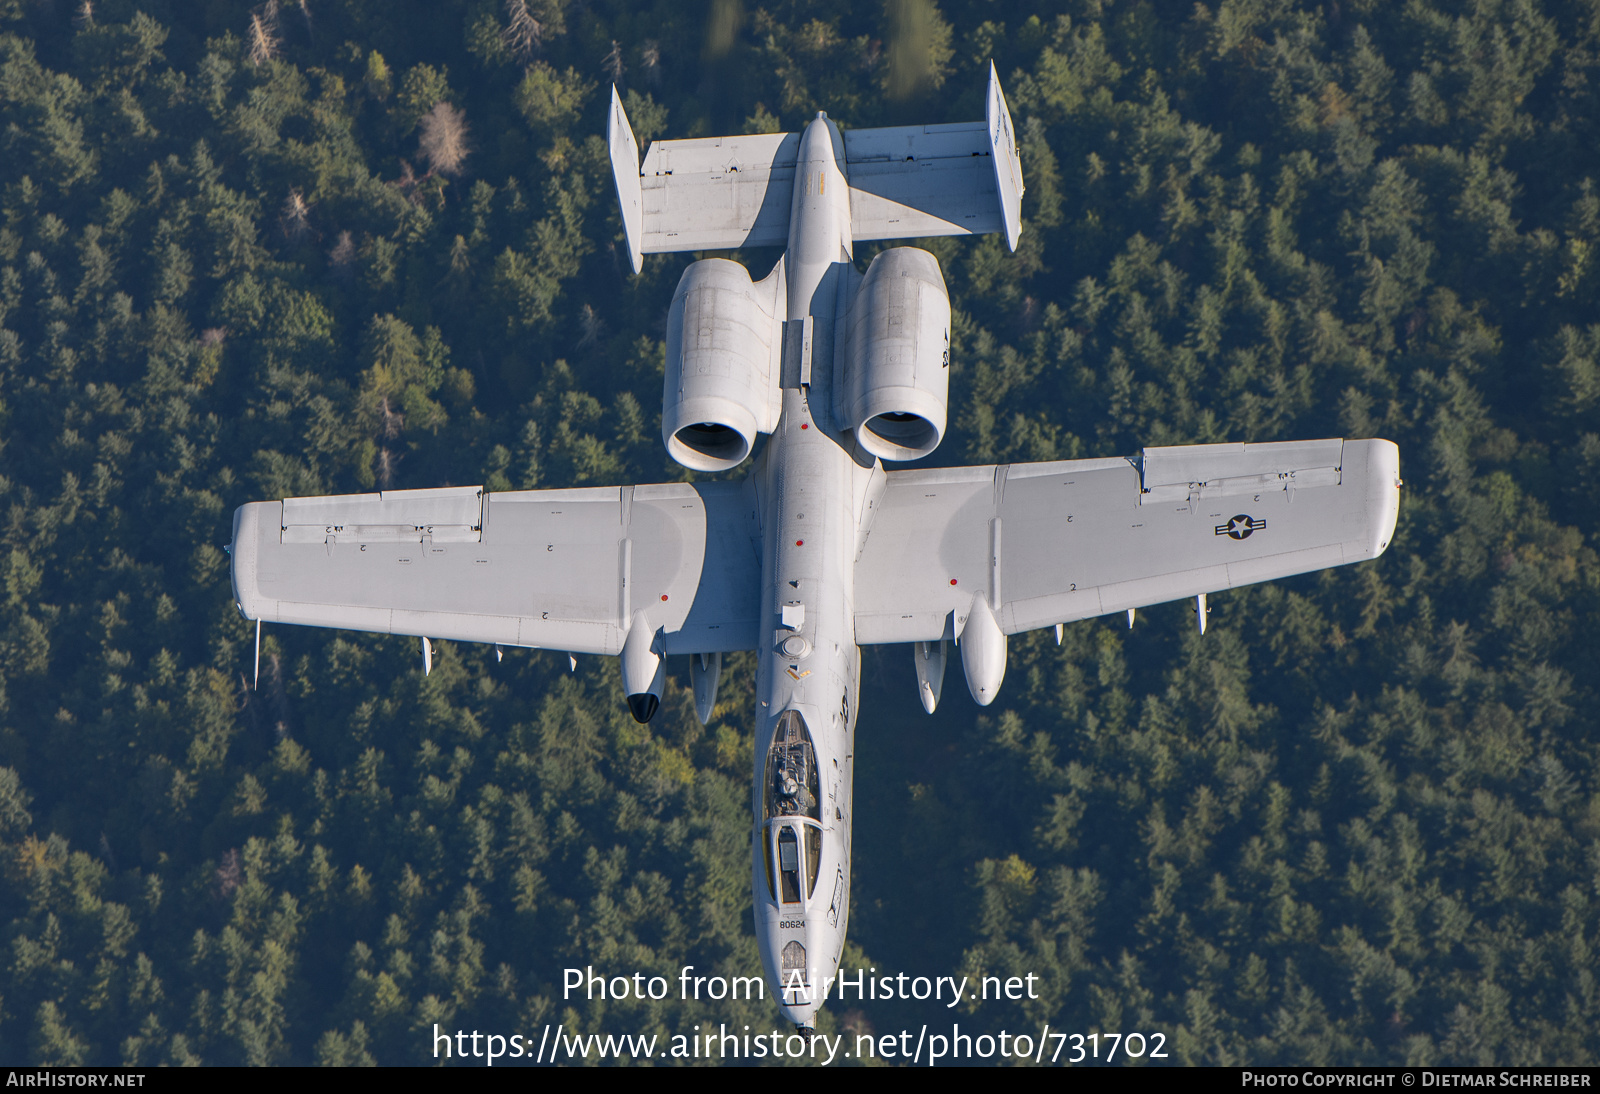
[608, 87, 644, 274]
[986, 62, 1024, 252]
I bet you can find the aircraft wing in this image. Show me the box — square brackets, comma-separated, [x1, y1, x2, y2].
[852, 438, 1401, 644]
[230, 481, 762, 656]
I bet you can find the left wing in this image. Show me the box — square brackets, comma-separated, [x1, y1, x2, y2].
[853, 438, 1400, 644]
[231, 481, 761, 656]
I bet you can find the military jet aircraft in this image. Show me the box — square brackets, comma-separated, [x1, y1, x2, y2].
[228, 66, 1401, 1032]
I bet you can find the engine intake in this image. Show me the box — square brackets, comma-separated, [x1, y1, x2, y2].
[837, 248, 951, 462]
[663, 259, 782, 472]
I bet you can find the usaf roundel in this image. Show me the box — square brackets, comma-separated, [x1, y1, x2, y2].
[1216, 514, 1267, 540]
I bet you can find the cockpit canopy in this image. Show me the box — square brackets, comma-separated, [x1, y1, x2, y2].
[764, 710, 820, 823]
[761, 711, 823, 904]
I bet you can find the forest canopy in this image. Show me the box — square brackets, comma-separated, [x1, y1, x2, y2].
[1, 0, 1599, 1067]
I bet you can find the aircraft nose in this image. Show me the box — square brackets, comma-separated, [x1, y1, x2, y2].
[757, 907, 832, 1029]
[780, 998, 819, 1029]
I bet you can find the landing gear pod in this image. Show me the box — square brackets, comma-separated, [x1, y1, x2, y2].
[621, 611, 665, 723]
[838, 248, 950, 462]
[913, 639, 946, 713]
[691, 651, 721, 725]
[663, 259, 783, 472]
[960, 599, 1006, 706]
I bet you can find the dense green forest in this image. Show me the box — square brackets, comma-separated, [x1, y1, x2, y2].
[1, 0, 1598, 1066]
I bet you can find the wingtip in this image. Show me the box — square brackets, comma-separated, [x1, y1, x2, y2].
[1370, 438, 1401, 559]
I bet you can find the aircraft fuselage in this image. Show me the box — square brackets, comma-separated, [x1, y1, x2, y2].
[749, 113, 877, 1029]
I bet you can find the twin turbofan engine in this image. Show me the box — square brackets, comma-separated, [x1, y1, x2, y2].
[836, 248, 951, 462]
[662, 259, 782, 472]
[662, 249, 951, 470]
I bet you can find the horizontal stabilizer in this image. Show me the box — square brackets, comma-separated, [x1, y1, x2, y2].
[848, 63, 1023, 248]
[640, 131, 800, 254]
[607, 66, 1026, 266]
[844, 121, 1002, 241]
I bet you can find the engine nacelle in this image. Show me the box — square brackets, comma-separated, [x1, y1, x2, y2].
[837, 247, 951, 462]
[663, 259, 782, 472]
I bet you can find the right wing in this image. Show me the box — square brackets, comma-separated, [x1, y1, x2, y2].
[231, 481, 761, 656]
[853, 439, 1401, 644]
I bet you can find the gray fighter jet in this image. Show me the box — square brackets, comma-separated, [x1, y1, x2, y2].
[228, 66, 1401, 1032]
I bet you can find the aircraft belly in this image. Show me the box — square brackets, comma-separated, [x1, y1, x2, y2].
[751, 387, 862, 1027]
